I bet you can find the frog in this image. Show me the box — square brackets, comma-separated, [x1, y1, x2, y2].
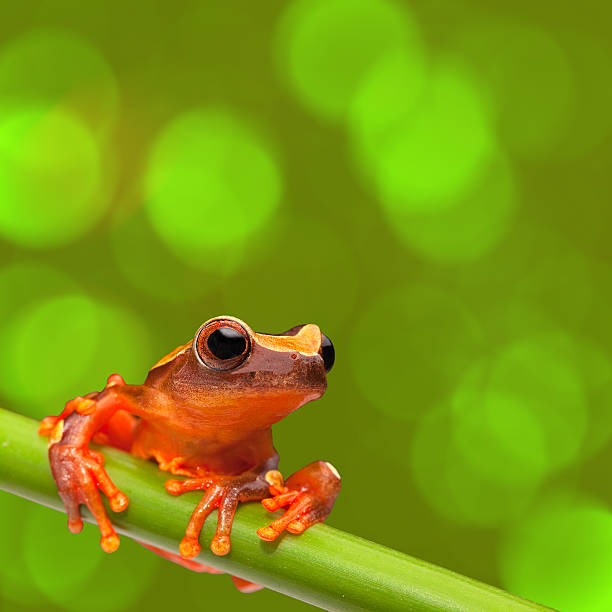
[38, 316, 340, 592]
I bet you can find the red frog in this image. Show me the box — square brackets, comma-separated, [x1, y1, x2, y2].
[39, 316, 340, 592]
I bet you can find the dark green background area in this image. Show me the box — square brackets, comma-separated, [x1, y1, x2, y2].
[1, 1, 612, 610]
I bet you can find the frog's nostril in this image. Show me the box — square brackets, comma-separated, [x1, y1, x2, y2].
[321, 334, 335, 373]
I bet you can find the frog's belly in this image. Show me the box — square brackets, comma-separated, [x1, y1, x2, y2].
[130, 420, 268, 477]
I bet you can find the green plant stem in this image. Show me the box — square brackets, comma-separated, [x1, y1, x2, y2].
[0, 408, 553, 612]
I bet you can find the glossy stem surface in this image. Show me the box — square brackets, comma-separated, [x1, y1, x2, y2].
[0, 408, 554, 612]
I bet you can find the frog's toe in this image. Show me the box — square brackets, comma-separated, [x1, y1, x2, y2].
[210, 534, 231, 556]
[178, 484, 223, 559]
[179, 536, 201, 559]
[257, 495, 314, 541]
[38, 415, 61, 436]
[165, 477, 213, 495]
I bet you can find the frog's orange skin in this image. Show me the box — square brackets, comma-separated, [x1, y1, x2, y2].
[39, 316, 340, 593]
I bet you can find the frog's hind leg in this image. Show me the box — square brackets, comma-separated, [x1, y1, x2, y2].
[92, 407, 139, 451]
[139, 542, 223, 574]
[230, 576, 263, 593]
[139, 544, 263, 593]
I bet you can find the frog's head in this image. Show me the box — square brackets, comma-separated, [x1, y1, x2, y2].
[157, 316, 334, 430]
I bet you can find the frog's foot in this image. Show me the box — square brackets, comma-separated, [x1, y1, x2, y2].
[257, 461, 341, 542]
[165, 473, 270, 559]
[49, 442, 129, 552]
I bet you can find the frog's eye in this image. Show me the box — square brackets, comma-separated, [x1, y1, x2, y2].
[207, 328, 246, 359]
[320, 333, 335, 373]
[194, 321, 251, 371]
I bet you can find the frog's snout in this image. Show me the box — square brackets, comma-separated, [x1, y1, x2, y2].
[320, 333, 335, 373]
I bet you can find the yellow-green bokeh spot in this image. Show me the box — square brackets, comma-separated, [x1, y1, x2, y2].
[350, 284, 482, 422]
[450, 363, 549, 489]
[369, 61, 494, 214]
[500, 499, 612, 612]
[24, 505, 104, 606]
[453, 20, 573, 159]
[23, 504, 159, 612]
[0, 261, 78, 322]
[493, 321, 612, 462]
[0, 492, 48, 606]
[384, 153, 516, 263]
[349, 50, 426, 173]
[0, 106, 105, 248]
[277, 0, 423, 121]
[486, 335, 587, 473]
[221, 214, 358, 332]
[110, 209, 218, 303]
[0, 28, 119, 140]
[411, 403, 539, 526]
[145, 108, 282, 272]
[0, 294, 100, 411]
[0, 292, 151, 418]
[77, 301, 152, 391]
[411, 329, 589, 527]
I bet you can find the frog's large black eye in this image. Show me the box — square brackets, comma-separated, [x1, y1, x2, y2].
[207, 327, 247, 360]
[321, 333, 335, 373]
[194, 319, 251, 371]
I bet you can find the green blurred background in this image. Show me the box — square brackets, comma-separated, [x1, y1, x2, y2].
[0, 0, 611, 610]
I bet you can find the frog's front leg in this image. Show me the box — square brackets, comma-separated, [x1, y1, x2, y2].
[38, 375, 139, 552]
[257, 461, 341, 541]
[165, 456, 279, 558]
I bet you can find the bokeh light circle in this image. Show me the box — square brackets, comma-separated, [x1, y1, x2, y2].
[500, 499, 612, 612]
[23, 505, 159, 612]
[0, 28, 119, 139]
[0, 294, 100, 409]
[110, 209, 218, 303]
[350, 284, 482, 422]
[450, 362, 549, 488]
[366, 61, 495, 214]
[411, 328, 589, 527]
[23, 505, 104, 604]
[0, 106, 105, 248]
[500, 321, 612, 461]
[77, 301, 153, 390]
[221, 215, 358, 332]
[486, 334, 587, 472]
[411, 402, 539, 526]
[145, 108, 282, 271]
[0, 260, 78, 321]
[453, 20, 573, 159]
[69, 538, 160, 612]
[349, 49, 426, 170]
[0, 290, 151, 418]
[0, 492, 48, 606]
[384, 152, 516, 263]
[277, 0, 423, 121]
